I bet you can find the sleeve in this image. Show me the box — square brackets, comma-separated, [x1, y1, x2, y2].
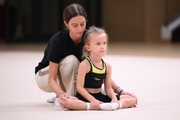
[47, 35, 63, 63]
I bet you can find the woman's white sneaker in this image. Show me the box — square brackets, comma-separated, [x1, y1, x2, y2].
[54, 98, 59, 107]
[46, 96, 56, 103]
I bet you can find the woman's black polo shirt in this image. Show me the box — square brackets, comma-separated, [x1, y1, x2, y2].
[35, 30, 84, 74]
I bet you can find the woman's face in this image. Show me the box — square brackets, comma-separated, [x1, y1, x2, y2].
[64, 16, 86, 40]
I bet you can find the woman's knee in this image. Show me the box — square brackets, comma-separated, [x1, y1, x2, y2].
[64, 55, 79, 62]
[61, 55, 79, 67]
[59, 55, 79, 80]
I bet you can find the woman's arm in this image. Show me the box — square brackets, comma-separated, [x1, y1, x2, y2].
[48, 61, 65, 97]
[104, 63, 118, 102]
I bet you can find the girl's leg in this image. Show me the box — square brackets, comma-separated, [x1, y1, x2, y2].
[61, 98, 119, 111]
[119, 95, 136, 108]
[61, 98, 87, 110]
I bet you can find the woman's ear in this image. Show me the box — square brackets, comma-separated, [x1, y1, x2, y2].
[64, 21, 68, 28]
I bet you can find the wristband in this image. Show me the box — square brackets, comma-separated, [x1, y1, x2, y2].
[118, 90, 123, 96]
[114, 86, 120, 93]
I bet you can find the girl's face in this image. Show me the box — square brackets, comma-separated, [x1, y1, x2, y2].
[64, 16, 86, 40]
[86, 33, 107, 57]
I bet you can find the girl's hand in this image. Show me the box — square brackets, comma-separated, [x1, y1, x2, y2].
[111, 97, 118, 103]
[90, 99, 101, 110]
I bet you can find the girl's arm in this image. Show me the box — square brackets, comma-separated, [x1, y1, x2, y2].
[111, 78, 138, 103]
[76, 60, 100, 109]
[104, 63, 118, 102]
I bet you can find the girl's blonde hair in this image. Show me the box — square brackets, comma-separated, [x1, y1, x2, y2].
[82, 26, 109, 59]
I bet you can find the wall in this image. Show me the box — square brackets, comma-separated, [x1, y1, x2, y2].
[102, 0, 180, 43]
[2, 0, 180, 43]
[0, 0, 4, 4]
[102, 0, 143, 42]
[143, 0, 165, 43]
[42, 0, 59, 36]
[167, 0, 180, 20]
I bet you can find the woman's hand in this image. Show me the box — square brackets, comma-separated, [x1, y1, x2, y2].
[58, 93, 69, 109]
[59, 93, 79, 109]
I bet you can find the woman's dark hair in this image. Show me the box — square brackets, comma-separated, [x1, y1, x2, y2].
[63, 3, 87, 23]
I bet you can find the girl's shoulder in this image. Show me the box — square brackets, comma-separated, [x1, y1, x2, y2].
[79, 58, 91, 69]
[79, 59, 91, 72]
[105, 62, 110, 67]
[80, 58, 89, 66]
[104, 62, 112, 72]
[101, 58, 110, 68]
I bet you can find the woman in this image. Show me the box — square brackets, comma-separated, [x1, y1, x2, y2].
[34, 3, 137, 107]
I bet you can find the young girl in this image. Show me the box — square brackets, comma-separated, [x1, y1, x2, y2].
[59, 26, 137, 110]
[35, 3, 137, 107]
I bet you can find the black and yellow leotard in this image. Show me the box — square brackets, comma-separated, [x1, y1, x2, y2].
[84, 56, 106, 88]
[76, 56, 120, 102]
